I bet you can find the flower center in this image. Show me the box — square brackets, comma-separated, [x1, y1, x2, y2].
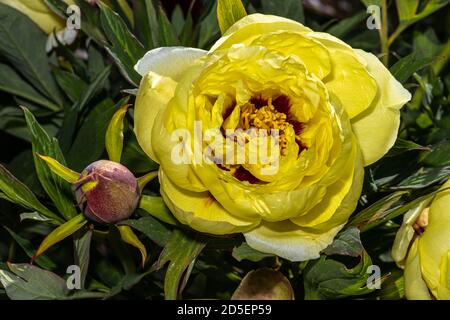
[218, 95, 308, 184]
[239, 99, 290, 156]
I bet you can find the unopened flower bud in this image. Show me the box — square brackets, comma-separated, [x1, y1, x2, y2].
[73, 160, 140, 224]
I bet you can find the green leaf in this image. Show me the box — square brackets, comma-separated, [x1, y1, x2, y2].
[303, 253, 375, 300]
[0, 4, 63, 106]
[232, 242, 274, 262]
[53, 69, 88, 103]
[0, 64, 59, 111]
[322, 227, 364, 257]
[393, 166, 450, 189]
[73, 229, 92, 289]
[157, 230, 206, 300]
[67, 97, 128, 171]
[0, 263, 66, 300]
[33, 214, 87, 261]
[390, 53, 435, 83]
[419, 141, 450, 166]
[139, 195, 178, 226]
[261, 0, 304, 23]
[396, 0, 449, 29]
[37, 154, 80, 183]
[23, 107, 77, 220]
[353, 188, 448, 232]
[349, 191, 408, 228]
[121, 132, 159, 173]
[74, 0, 107, 44]
[198, 2, 220, 49]
[75, 66, 111, 112]
[385, 138, 430, 157]
[0, 163, 62, 224]
[106, 105, 129, 163]
[327, 12, 368, 39]
[158, 6, 180, 46]
[4, 227, 57, 270]
[217, 0, 247, 34]
[117, 225, 148, 268]
[99, 2, 145, 86]
[119, 216, 172, 247]
[20, 212, 53, 223]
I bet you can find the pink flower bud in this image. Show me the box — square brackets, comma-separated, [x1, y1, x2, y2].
[73, 160, 140, 224]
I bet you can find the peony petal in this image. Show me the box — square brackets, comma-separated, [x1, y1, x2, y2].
[159, 171, 260, 235]
[134, 71, 177, 163]
[134, 47, 206, 80]
[244, 220, 344, 261]
[211, 14, 311, 52]
[351, 50, 412, 166]
[404, 240, 433, 300]
[309, 32, 377, 119]
[418, 180, 450, 298]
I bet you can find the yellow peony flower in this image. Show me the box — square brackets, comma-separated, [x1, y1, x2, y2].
[0, 0, 68, 34]
[0, 0, 76, 51]
[134, 14, 411, 261]
[392, 179, 450, 300]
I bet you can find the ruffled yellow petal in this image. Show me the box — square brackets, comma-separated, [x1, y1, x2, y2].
[159, 170, 260, 235]
[404, 240, 433, 300]
[351, 50, 412, 166]
[211, 14, 311, 52]
[244, 220, 343, 261]
[309, 32, 377, 119]
[418, 180, 450, 298]
[134, 72, 177, 163]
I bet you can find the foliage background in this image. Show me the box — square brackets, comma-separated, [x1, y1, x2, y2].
[0, 0, 449, 300]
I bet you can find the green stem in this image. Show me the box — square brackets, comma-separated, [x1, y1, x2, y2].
[380, 0, 389, 66]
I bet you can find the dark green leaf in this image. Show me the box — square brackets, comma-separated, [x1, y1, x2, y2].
[23, 108, 77, 221]
[120, 216, 172, 247]
[0, 263, 66, 300]
[420, 141, 450, 166]
[158, 6, 180, 47]
[390, 53, 435, 83]
[67, 97, 128, 171]
[0, 64, 59, 111]
[393, 166, 450, 189]
[157, 230, 206, 300]
[232, 242, 274, 262]
[0, 163, 62, 224]
[73, 229, 92, 290]
[99, 3, 145, 86]
[385, 138, 430, 157]
[0, 4, 63, 106]
[322, 227, 364, 257]
[303, 253, 375, 300]
[53, 69, 88, 103]
[4, 227, 57, 270]
[261, 0, 304, 23]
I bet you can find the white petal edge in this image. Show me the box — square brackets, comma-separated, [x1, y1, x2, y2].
[244, 221, 344, 262]
[134, 47, 207, 80]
